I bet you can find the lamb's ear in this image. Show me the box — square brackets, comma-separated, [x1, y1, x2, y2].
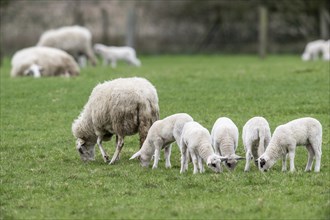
[216, 155, 228, 162]
[130, 151, 141, 160]
[233, 154, 245, 160]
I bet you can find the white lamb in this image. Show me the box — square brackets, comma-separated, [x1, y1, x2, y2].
[37, 25, 97, 67]
[211, 117, 244, 171]
[242, 116, 271, 172]
[94, 43, 141, 68]
[129, 113, 193, 169]
[301, 39, 329, 61]
[11, 47, 80, 78]
[257, 117, 322, 172]
[72, 77, 159, 164]
[180, 121, 227, 174]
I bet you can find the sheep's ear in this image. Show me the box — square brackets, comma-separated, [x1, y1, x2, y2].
[216, 155, 228, 162]
[233, 154, 245, 160]
[130, 151, 141, 160]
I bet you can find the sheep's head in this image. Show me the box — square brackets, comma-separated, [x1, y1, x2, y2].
[256, 154, 274, 172]
[224, 154, 245, 171]
[301, 53, 311, 61]
[207, 155, 227, 173]
[76, 138, 95, 162]
[23, 64, 43, 78]
[129, 151, 151, 167]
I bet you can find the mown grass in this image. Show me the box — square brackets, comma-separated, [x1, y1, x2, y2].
[0, 55, 329, 219]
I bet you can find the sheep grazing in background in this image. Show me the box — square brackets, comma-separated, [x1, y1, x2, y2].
[301, 39, 329, 61]
[211, 117, 244, 171]
[257, 117, 322, 172]
[180, 121, 228, 174]
[72, 77, 159, 164]
[242, 116, 271, 172]
[37, 25, 97, 67]
[130, 113, 193, 169]
[10, 46, 80, 78]
[94, 43, 141, 68]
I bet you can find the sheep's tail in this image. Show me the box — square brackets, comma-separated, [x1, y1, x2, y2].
[258, 128, 266, 157]
[137, 99, 160, 148]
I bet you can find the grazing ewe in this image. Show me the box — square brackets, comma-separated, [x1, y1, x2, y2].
[257, 117, 322, 172]
[242, 116, 271, 172]
[37, 25, 97, 66]
[211, 117, 244, 171]
[301, 39, 329, 61]
[130, 113, 193, 169]
[180, 121, 227, 174]
[94, 43, 141, 68]
[72, 77, 159, 164]
[11, 47, 80, 78]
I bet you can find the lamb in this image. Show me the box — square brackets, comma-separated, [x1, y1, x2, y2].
[211, 117, 244, 171]
[242, 116, 271, 172]
[129, 113, 193, 169]
[72, 77, 159, 164]
[257, 117, 322, 172]
[301, 39, 329, 61]
[37, 25, 97, 67]
[94, 43, 141, 68]
[180, 121, 227, 174]
[10, 46, 80, 78]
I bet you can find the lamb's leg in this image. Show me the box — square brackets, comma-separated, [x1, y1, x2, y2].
[313, 143, 322, 172]
[305, 144, 314, 172]
[97, 136, 110, 163]
[111, 59, 117, 68]
[109, 136, 124, 165]
[198, 156, 204, 173]
[180, 142, 188, 174]
[288, 150, 296, 172]
[164, 144, 172, 169]
[282, 154, 288, 172]
[244, 149, 251, 172]
[152, 141, 163, 169]
[190, 151, 199, 174]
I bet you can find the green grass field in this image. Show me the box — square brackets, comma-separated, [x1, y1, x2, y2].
[1, 55, 329, 219]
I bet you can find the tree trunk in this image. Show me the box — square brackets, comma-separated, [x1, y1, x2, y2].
[101, 8, 110, 44]
[258, 6, 268, 59]
[319, 7, 330, 40]
[126, 4, 136, 48]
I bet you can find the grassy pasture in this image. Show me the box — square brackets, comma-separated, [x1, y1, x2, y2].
[0, 55, 329, 219]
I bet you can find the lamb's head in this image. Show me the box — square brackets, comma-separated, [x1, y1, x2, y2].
[93, 44, 105, 54]
[129, 151, 151, 167]
[224, 154, 245, 171]
[207, 155, 227, 173]
[256, 154, 275, 172]
[23, 64, 43, 78]
[301, 53, 311, 61]
[76, 138, 96, 162]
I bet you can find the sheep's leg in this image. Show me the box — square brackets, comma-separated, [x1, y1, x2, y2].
[109, 136, 124, 165]
[305, 144, 314, 172]
[152, 141, 162, 169]
[190, 151, 199, 174]
[198, 156, 204, 173]
[281, 154, 287, 172]
[164, 144, 172, 169]
[288, 150, 296, 172]
[111, 59, 117, 68]
[244, 149, 251, 172]
[184, 150, 189, 171]
[97, 137, 110, 163]
[313, 144, 322, 172]
[180, 142, 188, 174]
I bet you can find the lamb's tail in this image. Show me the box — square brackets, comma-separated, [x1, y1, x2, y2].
[258, 128, 266, 157]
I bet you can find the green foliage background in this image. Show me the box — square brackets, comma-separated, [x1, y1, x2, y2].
[0, 55, 329, 219]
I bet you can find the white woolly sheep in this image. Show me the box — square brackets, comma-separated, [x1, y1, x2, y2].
[94, 43, 141, 68]
[242, 116, 271, 172]
[301, 39, 329, 61]
[211, 117, 244, 171]
[130, 113, 193, 169]
[257, 117, 322, 172]
[180, 121, 227, 174]
[37, 25, 97, 67]
[11, 46, 80, 78]
[72, 77, 159, 164]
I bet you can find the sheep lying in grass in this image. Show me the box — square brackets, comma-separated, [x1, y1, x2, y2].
[11, 47, 80, 78]
[94, 43, 141, 68]
[242, 116, 271, 172]
[257, 117, 322, 172]
[72, 77, 159, 164]
[180, 121, 227, 174]
[211, 117, 244, 171]
[301, 39, 329, 61]
[130, 113, 193, 169]
[37, 25, 97, 66]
